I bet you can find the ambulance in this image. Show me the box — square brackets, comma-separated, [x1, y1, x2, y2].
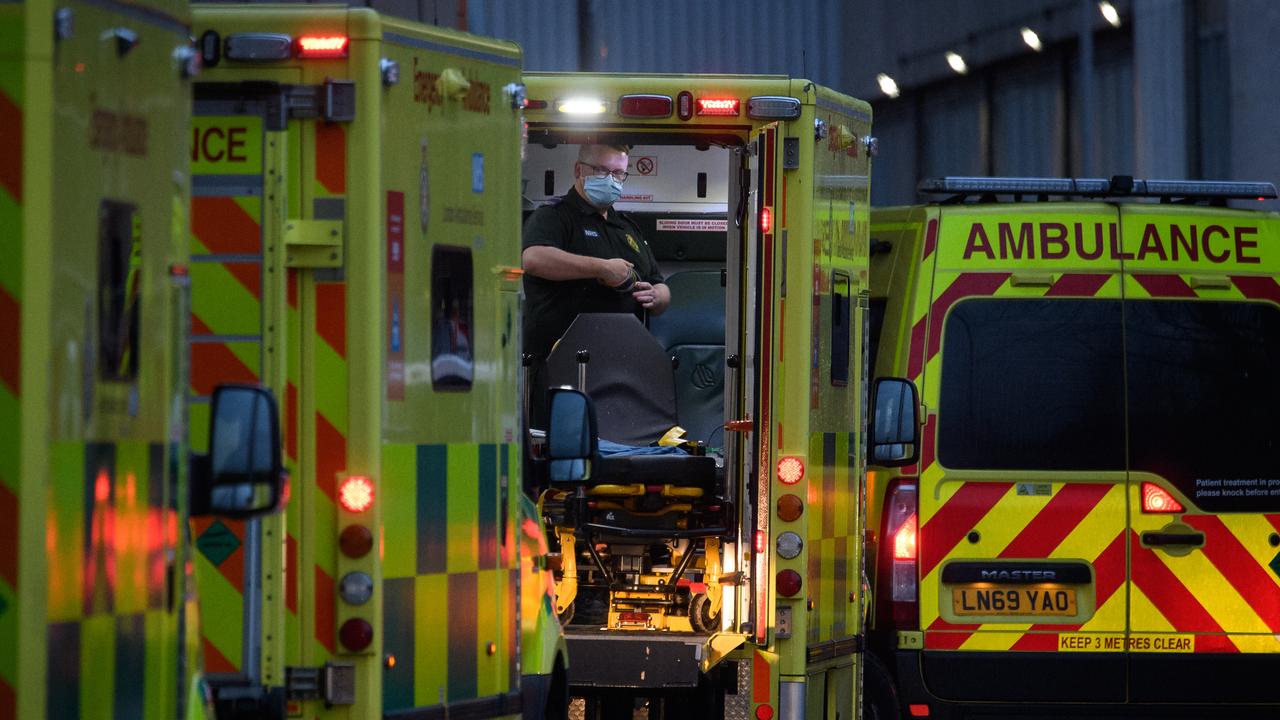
[521, 73, 896, 719]
[866, 176, 1280, 718]
[187, 6, 566, 718]
[0, 0, 286, 717]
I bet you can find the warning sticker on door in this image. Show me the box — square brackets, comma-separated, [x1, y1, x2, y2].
[655, 218, 728, 232]
[633, 156, 657, 176]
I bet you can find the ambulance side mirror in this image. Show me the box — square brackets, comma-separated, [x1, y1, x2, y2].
[869, 378, 920, 467]
[191, 384, 288, 518]
[546, 387, 596, 484]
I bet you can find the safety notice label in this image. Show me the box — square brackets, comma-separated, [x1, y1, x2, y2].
[656, 218, 728, 232]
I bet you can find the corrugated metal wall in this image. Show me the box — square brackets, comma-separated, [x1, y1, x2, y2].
[469, 0, 848, 89]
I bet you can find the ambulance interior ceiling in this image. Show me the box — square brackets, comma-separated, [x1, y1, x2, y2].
[524, 142, 732, 268]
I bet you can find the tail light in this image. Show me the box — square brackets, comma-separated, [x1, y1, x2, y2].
[777, 456, 804, 485]
[754, 529, 767, 555]
[618, 94, 672, 118]
[339, 475, 374, 513]
[1141, 482, 1184, 513]
[776, 569, 802, 598]
[760, 207, 773, 235]
[885, 480, 919, 628]
[296, 35, 349, 59]
[696, 97, 740, 116]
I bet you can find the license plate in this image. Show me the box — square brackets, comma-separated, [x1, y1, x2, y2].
[952, 585, 1078, 616]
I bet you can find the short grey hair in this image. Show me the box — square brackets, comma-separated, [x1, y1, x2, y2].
[578, 144, 631, 163]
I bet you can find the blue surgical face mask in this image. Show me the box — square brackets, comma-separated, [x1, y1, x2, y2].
[582, 175, 624, 207]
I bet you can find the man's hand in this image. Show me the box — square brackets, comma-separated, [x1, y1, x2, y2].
[632, 281, 671, 314]
[597, 257, 635, 288]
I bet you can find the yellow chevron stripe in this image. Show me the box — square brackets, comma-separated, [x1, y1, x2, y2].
[1129, 583, 1177, 633]
[959, 628, 1030, 651]
[1081, 590, 1127, 632]
[1149, 543, 1271, 634]
[1051, 483, 1126, 561]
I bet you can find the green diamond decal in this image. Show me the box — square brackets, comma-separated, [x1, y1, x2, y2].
[1269, 551, 1280, 582]
[196, 520, 241, 567]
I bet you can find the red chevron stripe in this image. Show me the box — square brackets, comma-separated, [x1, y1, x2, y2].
[1010, 632, 1059, 651]
[905, 315, 927, 381]
[315, 412, 344, 503]
[1132, 273, 1195, 298]
[920, 482, 1013, 578]
[285, 382, 298, 462]
[0, 675, 14, 720]
[926, 273, 1011, 361]
[1000, 484, 1113, 559]
[286, 533, 298, 615]
[315, 283, 346, 359]
[189, 316, 258, 395]
[315, 565, 336, 653]
[1046, 273, 1111, 297]
[924, 630, 972, 650]
[1130, 530, 1235, 649]
[928, 617, 979, 631]
[201, 636, 237, 673]
[315, 123, 346, 194]
[191, 197, 262, 301]
[1182, 514, 1280, 633]
[921, 218, 938, 261]
[0, 286, 19, 396]
[1267, 514, 1280, 536]
[1232, 275, 1280, 306]
[0, 89, 21, 201]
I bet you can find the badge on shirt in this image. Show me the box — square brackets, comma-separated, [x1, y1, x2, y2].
[626, 233, 639, 253]
[584, 229, 600, 238]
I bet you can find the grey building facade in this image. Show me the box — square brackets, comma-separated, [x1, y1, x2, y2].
[206, 0, 1280, 208]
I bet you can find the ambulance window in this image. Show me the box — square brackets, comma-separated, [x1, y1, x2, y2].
[98, 200, 142, 382]
[430, 246, 474, 391]
[1125, 300, 1280, 511]
[831, 272, 851, 386]
[938, 299, 1125, 470]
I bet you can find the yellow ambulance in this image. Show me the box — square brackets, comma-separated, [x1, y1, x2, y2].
[0, 0, 285, 717]
[187, 5, 566, 718]
[521, 73, 891, 720]
[867, 176, 1280, 718]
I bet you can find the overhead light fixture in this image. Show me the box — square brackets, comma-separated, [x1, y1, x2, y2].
[1020, 27, 1043, 52]
[876, 73, 900, 98]
[1099, 1, 1121, 27]
[945, 51, 968, 75]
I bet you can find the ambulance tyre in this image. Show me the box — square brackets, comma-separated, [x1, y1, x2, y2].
[689, 593, 719, 633]
[863, 652, 900, 720]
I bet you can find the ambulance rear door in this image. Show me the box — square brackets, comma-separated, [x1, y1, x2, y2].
[917, 203, 1129, 703]
[188, 80, 296, 695]
[1119, 203, 1280, 703]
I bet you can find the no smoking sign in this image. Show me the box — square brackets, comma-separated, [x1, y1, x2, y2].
[633, 156, 657, 176]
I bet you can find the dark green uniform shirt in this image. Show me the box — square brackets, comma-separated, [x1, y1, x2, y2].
[522, 187, 663, 362]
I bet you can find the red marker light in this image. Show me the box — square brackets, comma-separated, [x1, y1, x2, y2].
[1141, 482, 1184, 513]
[339, 475, 375, 513]
[777, 456, 804, 485]
[754, 529, 767, 554]
[776, 569, 803, 597]
[696, 97, 740, 116]
[618, 94, 673, 118]
[760, 207, 773, 234]
[755, 705, 775, 720]
[339, 618, 373, 651]
[296, 35, 349, 58]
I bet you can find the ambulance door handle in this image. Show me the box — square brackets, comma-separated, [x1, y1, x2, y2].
[1141, 531, 1205, 548]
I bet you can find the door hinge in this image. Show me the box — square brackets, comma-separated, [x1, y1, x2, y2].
[285, 219, 343, 268]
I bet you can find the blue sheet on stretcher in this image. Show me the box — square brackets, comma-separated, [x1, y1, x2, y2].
[597, 439, 686, 457]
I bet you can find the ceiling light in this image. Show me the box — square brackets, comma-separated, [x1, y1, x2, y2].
[1099, 1, 1121, 27]
[945, 51, 968, 75]
[876, 73, 900, 98]
[1020, 27, 1043, 52]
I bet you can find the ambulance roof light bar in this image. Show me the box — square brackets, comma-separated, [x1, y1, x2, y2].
[919, 176, 1278, 202]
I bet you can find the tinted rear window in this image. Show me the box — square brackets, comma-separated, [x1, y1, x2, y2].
[938, 299, 1125, 470]
[1127, 301, 1280, 510]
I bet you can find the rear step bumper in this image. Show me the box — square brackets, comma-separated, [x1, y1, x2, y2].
[565, 630, 709, 689]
